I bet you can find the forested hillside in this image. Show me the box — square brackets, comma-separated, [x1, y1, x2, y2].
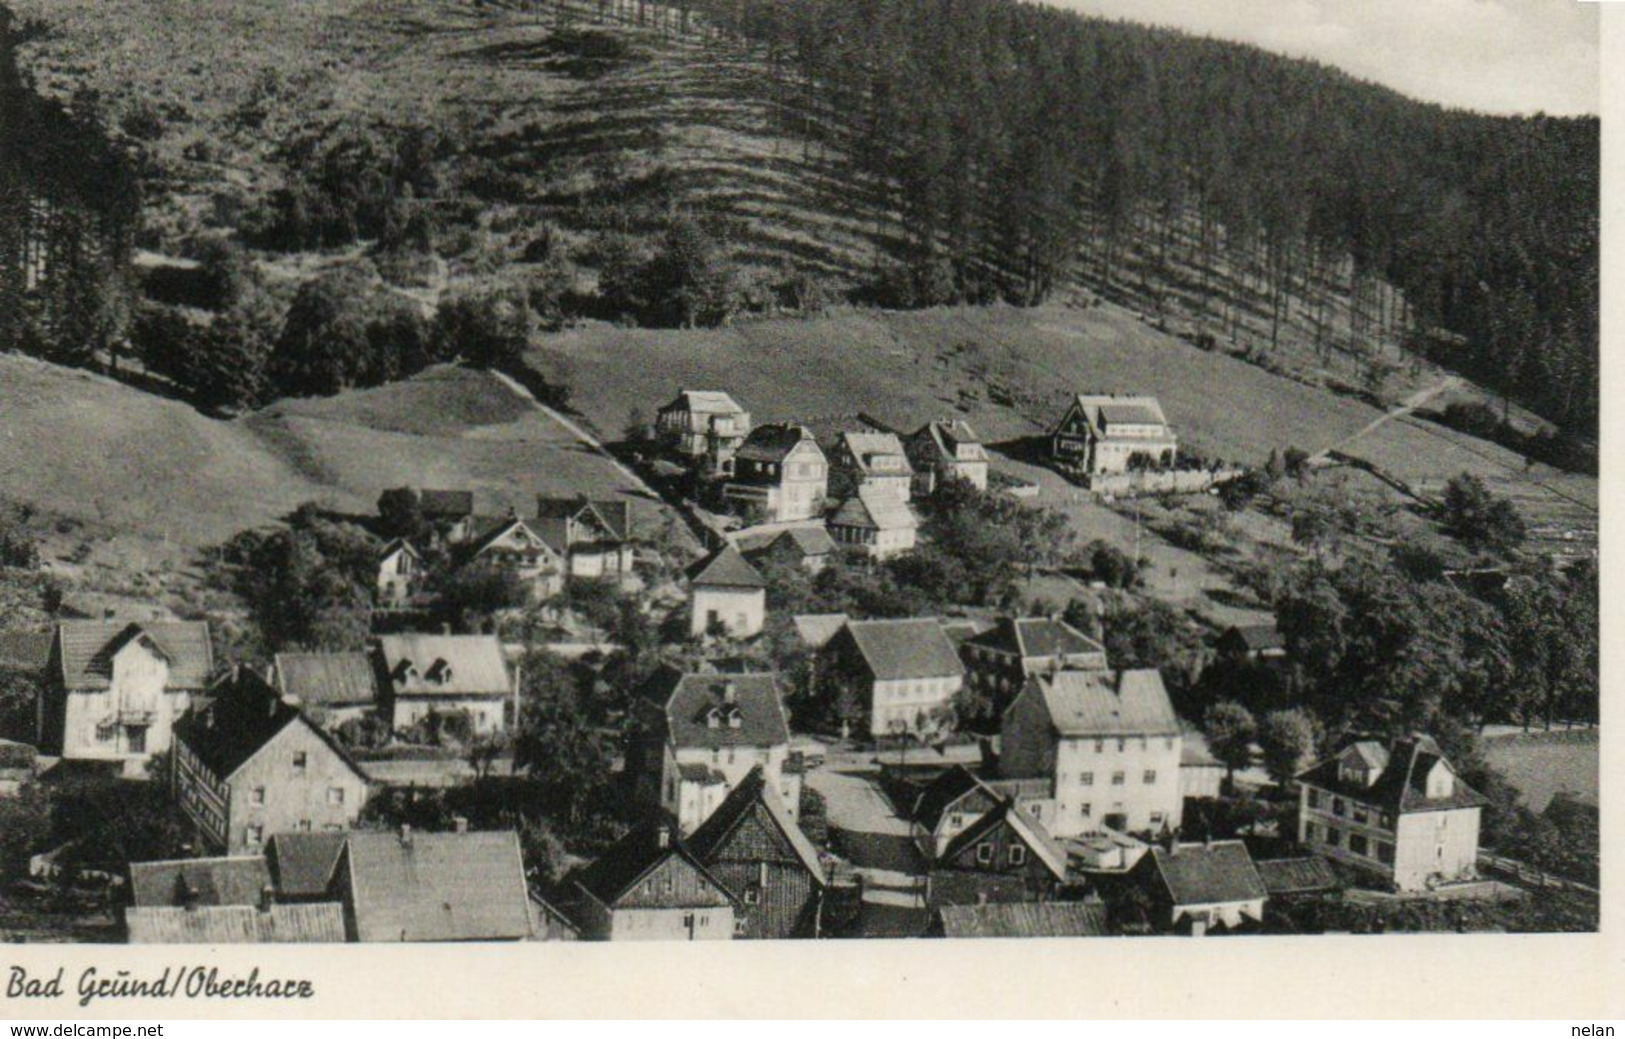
[1, 0, 1598, 440]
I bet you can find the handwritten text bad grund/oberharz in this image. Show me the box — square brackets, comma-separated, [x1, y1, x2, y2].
[8, 965, 315, 1007]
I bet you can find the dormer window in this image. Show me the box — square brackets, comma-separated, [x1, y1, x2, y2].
[395, 660, 418, 683]
[706, 709, 722, 730]
[727, 710, 742, 730]
[426, 659, 453, 685]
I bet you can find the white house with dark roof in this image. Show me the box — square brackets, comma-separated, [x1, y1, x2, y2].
[1130, 839, 1268, 933]
[39, 620, 214, 776]
[735, 525, 837, 573]
[722, 424, 828, 523]
[905, 419, 990, 494]
[376, 539, 423, 607]
[463, 514, 566, 601]
[656, 389, 752, 475]
[1000, 668, 1183, 838]
[630, 668, 799, 834]
[687, 545, 767, 638]
[534, 496, 636, 583]
[831, 430, 914, 503]
[827, 487, 918, 561]
[820, 618, 966, 738]
[1051, 395, 1177, 476]
[372, 634, 514, 736]
[1295, 734, 1486, 892]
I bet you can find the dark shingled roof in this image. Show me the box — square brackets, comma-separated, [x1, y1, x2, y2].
[342, 830, 532, 942]
[686, 766, 825, 882]
[912, 766, 986, 834]
[842, 618, 964, 681]
[568, 817, 734, 909]
[687, 545, 767, 589]
[1295, 734, 1488, 815]
[266, 832, 348, 899]
[1025, 669, 1180, 737]
[128, 856, 273, 908]
[535, 497, 631, 541]
[173, 674, 368, 784]
[1224, 624, 1286, 653]
[734, 423, 819, 463]
[125, 902, 346, 944]
[1145, 841, 1268, 907]
[936, 901, 1109, 939]
[419, 490, 474, 519]
[966, 616, 1106, 661]
[272, 652, 379, 708]
[643, 669, 790, 750]
[1255, 856, 1341, 896]
[737, 526, 837, 559]
[56, 620, 214, 691]
[939, 801, 1069, 880]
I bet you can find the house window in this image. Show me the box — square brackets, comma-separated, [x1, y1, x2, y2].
[1143, 770, 1157, 785]
[1164, 737, 1175, 751]
[1308, 789, 1321, 809]
[1352, 806, 1370, 825]
[976, 843, 994, 865]
[245, 825, 264, 847]
[1332, 798, 1345, 816]
[328, 787, 346, 806]
[1116, 739, 1126, 753]
[949, 813, 963, 829]
[1093, 739, 1104, 754]
[744, 887, 761, 905]
[1111, 772, 1125, 786]
[298, 820, 312, 832]
[250, 787, 266, 807]
[1377, 842, 1395, 865]
[1150, 812, 1165, 828]
[1349, 834, 1369, 857]
[734, 919, 749, 936]
[1008, 845, 1027, 866]
[1325, 828, 1341, 848]
[1304, 823, 1319, 844]
[292, 752, 307, 772]
[1080, 803, 1092, 818]
[1080, 772, 1094, 786]
[126, 727, 147, 754]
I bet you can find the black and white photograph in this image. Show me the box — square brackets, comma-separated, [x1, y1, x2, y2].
[0, 0, 1601, 960]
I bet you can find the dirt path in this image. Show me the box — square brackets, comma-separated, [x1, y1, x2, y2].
[1314, 375, 1462, 461]
[486, 369, 662, 500]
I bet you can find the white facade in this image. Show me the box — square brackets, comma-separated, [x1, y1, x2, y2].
[57, 641, 191, 776]
[869, 674, 962, 739]
[690, 585, 766, 639]
[667, 743, 801, 834]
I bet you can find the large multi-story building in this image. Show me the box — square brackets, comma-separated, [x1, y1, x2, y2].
[830, 431, 914, 503]
[1050, 395, 1177, 476]
[819, 618, 966, 739]
[904, 419, 990, 494]
[656, 389, 752, 475]
[1294, 734, 1486, 892]
[959, 616, 1110, 714]
[999, 668, 1183, 839]
[372, 634, 515, 736]
[722, 424, 828, 523]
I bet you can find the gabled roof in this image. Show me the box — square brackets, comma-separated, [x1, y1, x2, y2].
[378, 537, 421, 563]
[643, 669, 789, 749]
[342, 830, 532, 942]
[686, 767, 825, 883]
[56, 620, 214, 691]
[735, 424, 820, 464]
[940, 801, 1068, 881]
[660, 389, 745, 415]
[128, 856, 273, 908]
[966, 616, 1106, 662]
[535, 496, 631, 541]
[1255, 856, 1341, 896]
[272, 652, 379, 708]
[1145, 841, 1268, 907]
[687, 545, 766, 590]
[569, 817, 734, 909]
[839, 431, 914, 476]
[1024, 669, 1179, 737]
[465, 515, 558, 560]
[1295, 734, 1486, 814]
[828, 488, 918, 532]
[911, 419, 986, 462]
[266, 832, 348, 899]
[937, 900, 1108, 939]
[737, 526, 837, 559]
[419, 490, 475, 519]
[912, 766, 988, 834]
[172, 675, 369, 785]
[792, 613, 849, 650]
[1065, 395, 1171, 438]
[125, 903, 346, 944]
[1222, 624, 1286, 653]
[374, 634, 511, 698]
[840, 619, 964, 681]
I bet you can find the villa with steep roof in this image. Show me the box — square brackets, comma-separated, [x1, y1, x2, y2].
[38, 619, 215, 776]
[372, 634, 514, 736]
[819, 618, 966, 738]
[827, 487, 919, 561]
[461, 514, 566, 601]
[1295, 734, 1486, 892]
[722, 424, 828, 523]
[905, 419, 989, 494]
[687, 545, 767, 638]
[1000, 669, 1183, 838]
[1050, 395, 1177, 476]
[831, 430, 915, 503]
[656, 389, 752, 475]
[629, 669, 799, 834]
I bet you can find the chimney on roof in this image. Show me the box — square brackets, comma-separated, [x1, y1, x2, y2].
[441, 623, 452, 636]
[721, 680, 737, 705]
[656, 824, 671, 850]
[399, 824, 413, 848]
[452, 815, 469, 834]
[259, 884, 276, 913]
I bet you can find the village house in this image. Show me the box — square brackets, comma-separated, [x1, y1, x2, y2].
[629, 668, 800, 834]
[686, 766, 828, 939]
[375, 538, 423, 607]
[820, 618, 966, 739]
[687, 545, 767, 639]
[463, 514, 566, 601]
[736, 525, 837, 573]
[128, 854, 273, 908]
[332, 828, 534, 942]
[1255, 856, 1341, 901]
[171, 678, 372, 856]
[1294, 734, 1486, 892]
[930, 900, 1109, 939]
[905, 419, 990, 494]
[372, 633, 515, 736]
[960, 616, 1109, 713]
[560, 819, 737, 940]
[999, 668, 1184, 839]
[827, 487, 919, 561]
[830, 430, 915, 503]
[124, 901, 345, 944]
[1215, 623, 1288, 664]
[1128, 840, 1269, 934]
[268, 652, 379, 730]
[722, 424, 829, 524]
[419, 490, 477, 545]
[535, 496, 637, 583]
[1050, 395, 1177, 476]
[925, 800, 1071, 909]
[265, 831, 348, 903]
[38, 620, 215, 778]
[656, 389, 752, 475]
[910, 765, 1055, 857]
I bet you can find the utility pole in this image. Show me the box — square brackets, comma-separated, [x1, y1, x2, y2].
[1132, 497, 1142, 569]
